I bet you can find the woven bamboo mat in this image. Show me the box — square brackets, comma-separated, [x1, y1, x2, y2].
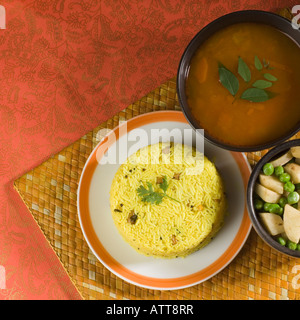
[14, 8, 300, 300]
[14, 76, 300, 300]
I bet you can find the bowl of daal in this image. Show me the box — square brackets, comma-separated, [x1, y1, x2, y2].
[177, 10, 300, 152]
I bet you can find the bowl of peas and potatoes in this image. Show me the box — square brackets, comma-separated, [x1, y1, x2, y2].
[247, 139, 300, 257]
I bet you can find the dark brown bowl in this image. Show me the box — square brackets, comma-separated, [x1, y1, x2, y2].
[177, 10, 300, 152]
[247, 139, 300, 258]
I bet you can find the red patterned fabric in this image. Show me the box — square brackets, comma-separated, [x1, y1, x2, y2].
[0, 0, 298, 299]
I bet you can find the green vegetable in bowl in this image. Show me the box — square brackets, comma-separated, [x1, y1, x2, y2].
[269, 203, 281, 214]
[279, 172, 291, 183]
[274, 166, 284, 177]
[254, 147, 300, 252]
[263, 202, 272, 211]
[277, 236, 286, 246]
[284, 181, 295, 193]
[279, 197, 288, 208]
[263, 163, 274, 176]
[287, 240, 298, 250]
[254, 198, 264, 210]
[287, 191, 300, 205]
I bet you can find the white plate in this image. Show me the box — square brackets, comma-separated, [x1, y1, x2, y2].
[77, 111, 252, 290]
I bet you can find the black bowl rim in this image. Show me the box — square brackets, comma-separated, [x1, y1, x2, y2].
[177, 9, 300, 152]
[247, 139, 300, 258]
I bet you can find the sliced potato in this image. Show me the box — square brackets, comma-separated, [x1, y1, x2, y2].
[259, 212, 284, 236]
[270, 150, 293, 168]
[259, 174, 284, 194]
[255, 183, 281, 203]
[284, 163, 300, 184]
[283, 204, 300, 243]
[291, 147, 300, 158]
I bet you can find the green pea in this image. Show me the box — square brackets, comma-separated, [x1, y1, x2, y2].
[254, 198, 264, 210]
[287, 192, 300, 205]
[279, 197, 288, 208]
[278, 207, 284, 216]
[292, 203, 298, 209]
[297, 244, 300, 251]
[284, 181, 295, 193]
[279, 173, 291, 183]
[274, 166, 284, 177]
[287, 240, 298, 250]
[263, 163, 274, 176]
[269, 203, 281, 214]
[264, 202, 272, 211]
[277, 236, 286, 246]
[295, 183, 300, 191]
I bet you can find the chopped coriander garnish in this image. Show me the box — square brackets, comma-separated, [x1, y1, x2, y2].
[137, 176, 180, 205]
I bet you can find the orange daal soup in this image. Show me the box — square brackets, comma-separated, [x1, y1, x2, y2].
[186, 23, 300, 147]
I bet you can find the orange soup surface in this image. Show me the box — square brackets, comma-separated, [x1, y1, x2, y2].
[186, 23, 300, 147]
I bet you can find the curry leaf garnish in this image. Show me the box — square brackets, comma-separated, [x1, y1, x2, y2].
[264, 73, 277, 81]
[241, 88, 269, 102]
[254, 55, 263, 70]
[219, 56, 278, 103]
[262, 59, 274, 70]
[238, 57, 251, 82]
[262, 58, 269, 68]
[252, 80, 272, 89]
[137, 176, 180, 205]
[218, 64, 239, 96]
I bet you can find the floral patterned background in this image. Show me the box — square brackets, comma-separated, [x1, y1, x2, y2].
[0, 0, 298, 299]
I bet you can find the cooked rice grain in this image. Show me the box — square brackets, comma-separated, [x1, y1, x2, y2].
[109, 143, 227, 258]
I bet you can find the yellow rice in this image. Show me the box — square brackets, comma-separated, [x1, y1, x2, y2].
[109, 142, 227, 258]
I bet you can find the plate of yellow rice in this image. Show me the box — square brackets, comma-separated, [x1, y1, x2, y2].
[77, 111, 251, 290]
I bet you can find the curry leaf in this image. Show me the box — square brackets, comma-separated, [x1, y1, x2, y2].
[218, 65, 239, 96]
[218, 56, 277, 103]
[241, 88, 269, 102]
[262, 58, 269, 68]
[254, 56, 263, 70]
[264, 73, 277, 81]
[238, 57, 251, 82]
[262, 59, 274, 70]
[252, 80, 273, 89]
